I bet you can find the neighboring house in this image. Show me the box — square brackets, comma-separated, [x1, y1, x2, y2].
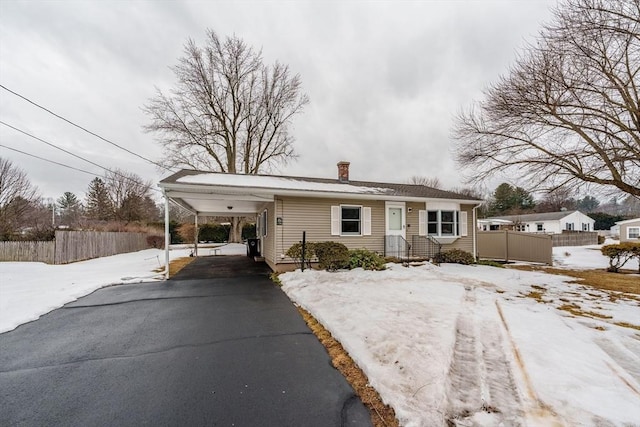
[616, 218, 640, 243]
[478, 210, 595, 234]
[159, 162, 483, 272]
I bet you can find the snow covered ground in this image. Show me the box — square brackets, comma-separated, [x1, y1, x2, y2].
[553, 240, 639, 271]
[0, 243, 246, 333]
[281, 262, 640, 426]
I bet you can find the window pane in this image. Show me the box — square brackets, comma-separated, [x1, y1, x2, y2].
[630, 227, 639, 238]
[342, 220, 360, 234]
[427, 211, 437, 222]
[342, 207, 360, 220]
[441, 211, 454, 222]
[427, 223, 437, 234]
[388, 207, 402, 230]
[441, 223, 454, 235]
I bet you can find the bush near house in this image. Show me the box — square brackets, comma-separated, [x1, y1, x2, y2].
[601, 242, 640, 273]
[314, 242, 350, 271]
[348, 249, 386, 271]
[433, 249, 475, 265]
[285, 242, 317, 269]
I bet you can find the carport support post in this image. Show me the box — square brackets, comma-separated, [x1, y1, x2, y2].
[164, 191, 170, 280]
[194, 214, 198, 257]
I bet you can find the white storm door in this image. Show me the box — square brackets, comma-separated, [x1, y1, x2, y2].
[385, 202, 406, 257]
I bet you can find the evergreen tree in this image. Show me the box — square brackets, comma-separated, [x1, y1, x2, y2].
[85, 178, 113, 221]
[488, 183, 535, 215]
[56, 192, 83, 225]
[576, 196, 600, 213]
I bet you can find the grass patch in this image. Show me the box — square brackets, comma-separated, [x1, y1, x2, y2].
[296, 306, 398, 427]
[153, 256, 195, 278]
[270, 272, 282, 286]
[557, 303, 613, 319]
[614, 322, 640, 331]
[509, 266, 640, 296]
[476, 259, 505, 268]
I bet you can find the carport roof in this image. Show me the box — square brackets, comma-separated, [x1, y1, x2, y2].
[159, 169, 482, 216]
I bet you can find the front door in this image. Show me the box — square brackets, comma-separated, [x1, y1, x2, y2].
[385, 202, 406, 257]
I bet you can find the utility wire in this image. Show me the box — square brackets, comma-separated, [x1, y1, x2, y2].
[0, 124, 162, 194]
[0, 84, 175, 173]
[1, 120, 117, 175]
[0, 144, 98, 177]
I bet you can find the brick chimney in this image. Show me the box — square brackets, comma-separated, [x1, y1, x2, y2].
[337, 161, 350, 183]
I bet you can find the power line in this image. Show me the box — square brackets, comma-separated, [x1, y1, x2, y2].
[0, 84, 175, 173]
[1, 120, 115, 174]
[0, 120, 162, 194]
[0, 144, 98, 177]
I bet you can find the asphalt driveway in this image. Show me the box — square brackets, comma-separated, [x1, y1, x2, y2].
[0, 256, 371, 426]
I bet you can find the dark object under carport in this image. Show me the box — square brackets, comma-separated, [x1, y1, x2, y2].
[247, 238, 261, 257]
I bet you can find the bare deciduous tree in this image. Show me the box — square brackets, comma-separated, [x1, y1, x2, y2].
[144, 31, 309, 242]
[104, 169, 153, 222]
[408, 176, 442, 188]
[0, 157, 40, 239]
[454, 0, 640, 197]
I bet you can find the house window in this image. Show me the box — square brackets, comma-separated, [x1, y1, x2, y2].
[427, 210, 459, 237]
[536, 223, 544, 232]
[629, 227, 640, 239]
[341, 206, 361, 235]
[566, 223, 574, 231]
[582, 223, 590, 231]
[515, 224, 526, 232]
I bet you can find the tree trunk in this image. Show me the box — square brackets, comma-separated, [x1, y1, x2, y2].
[228, 217, 245, 243]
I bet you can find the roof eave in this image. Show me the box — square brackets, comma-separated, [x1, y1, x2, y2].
[158, 182, 482, 204]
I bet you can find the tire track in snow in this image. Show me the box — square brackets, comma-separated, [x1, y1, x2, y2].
[445, 286, 523, 426]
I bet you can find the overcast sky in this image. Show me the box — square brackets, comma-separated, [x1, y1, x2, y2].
[0, 0, 556, 201]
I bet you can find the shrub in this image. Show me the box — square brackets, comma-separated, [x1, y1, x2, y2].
[601, 242, 640, 273]
[198, 223, 230, 243]
[476, 259, 504, 268]
[285, 242, 317, 269]
[597, 235, 605, 245]
[146, 235, 164, 248]
[433, 249, 475, 265]
[314, 241, 349, 271]
[348, 249, 386, 271]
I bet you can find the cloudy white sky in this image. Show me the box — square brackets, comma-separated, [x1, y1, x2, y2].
[0, 0, 556, 201]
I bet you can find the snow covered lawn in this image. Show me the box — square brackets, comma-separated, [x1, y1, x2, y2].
[553, 240, 639, 271]
[280, 262, 640, 426]
[0, 243, 246, 334]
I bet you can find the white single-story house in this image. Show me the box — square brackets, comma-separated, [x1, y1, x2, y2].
[478, 210, 595, 234]
[159, 162, 483, 274]
[615, 218, 640, 242]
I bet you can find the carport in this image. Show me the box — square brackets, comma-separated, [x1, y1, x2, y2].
[159, 170, 276, 279]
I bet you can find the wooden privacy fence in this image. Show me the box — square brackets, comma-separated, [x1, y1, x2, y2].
[0, 231, 157, 264]
[0, 241, 55, 263]
[552, 231, 598, 247]
[478, 231, 553, 265]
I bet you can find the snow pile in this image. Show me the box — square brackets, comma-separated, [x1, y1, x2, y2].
[553, 241, 639, 271]
[0, 244, 246, 333]
[281, 263, 640, 427]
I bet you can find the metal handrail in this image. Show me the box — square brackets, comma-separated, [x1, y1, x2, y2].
[411, 235, 442, 259]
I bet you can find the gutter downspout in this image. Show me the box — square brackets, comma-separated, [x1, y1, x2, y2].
[163, 190, 170, 280]
[472, 204, 482, 261]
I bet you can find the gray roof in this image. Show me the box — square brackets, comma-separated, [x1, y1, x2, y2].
[160, 169, 482, 202]
[485, 210, 588, 222]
